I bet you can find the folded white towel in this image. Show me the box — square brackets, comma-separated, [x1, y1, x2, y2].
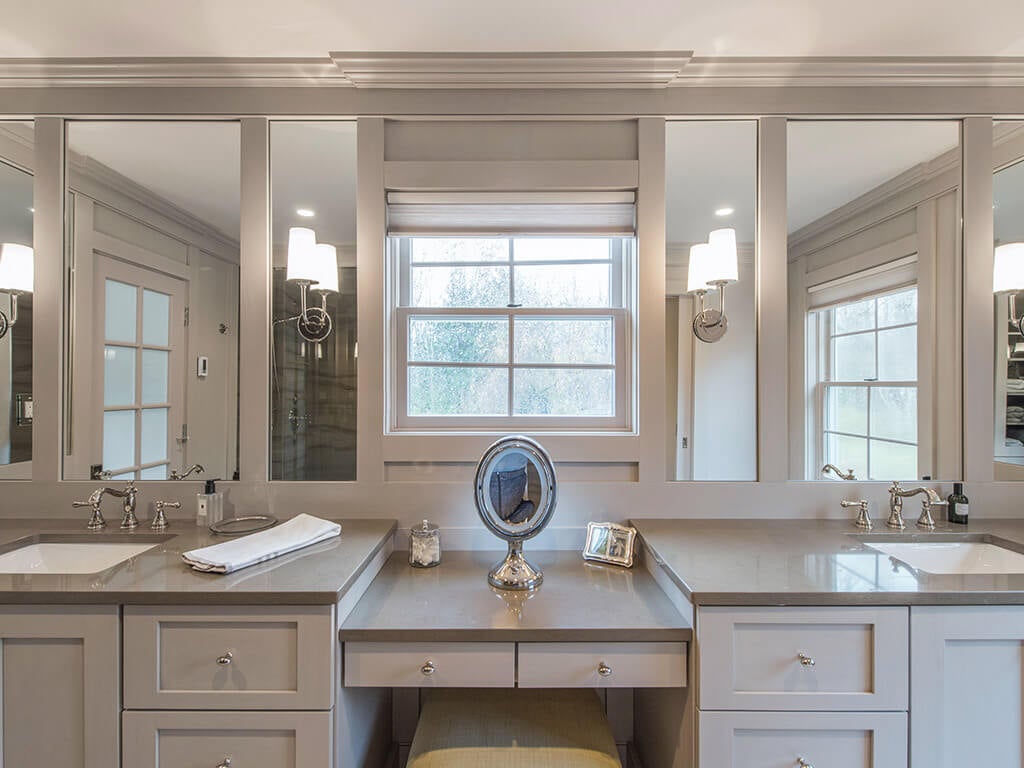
[182, 513, 341, 574]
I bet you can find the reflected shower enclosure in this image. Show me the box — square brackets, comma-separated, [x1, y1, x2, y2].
[270, 122, 358, 481]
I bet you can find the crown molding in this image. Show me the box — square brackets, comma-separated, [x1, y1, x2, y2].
[0, 54, 1023, 89]
[676, 56, 1024, 87]
[328, 51, 693, 88]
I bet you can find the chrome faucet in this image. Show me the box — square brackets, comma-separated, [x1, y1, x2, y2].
[72, 480, 139, 530]
[822, 464, 856, 481]
[170, 463, 205, 481]
[887, 482, 946, 530]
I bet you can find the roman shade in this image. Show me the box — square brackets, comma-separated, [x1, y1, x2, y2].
[806, 254, 918, 311]
[386, 191, 636, 236]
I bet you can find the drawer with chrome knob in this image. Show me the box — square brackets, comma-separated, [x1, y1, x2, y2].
[519, 642, 686, 688]
[344, 642, 515, 687]
[123, 605, 333, 709]
[420, 660, 436, 676]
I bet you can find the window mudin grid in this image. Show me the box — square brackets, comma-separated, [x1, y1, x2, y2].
[817, 286, 918, 480]
[391, 236, 633, 431]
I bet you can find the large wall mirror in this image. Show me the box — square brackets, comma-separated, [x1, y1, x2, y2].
[63, 121, 241, 482]
[665, 120, 757, 481]
[992, 121, 1024, 480]
[0, 122, 33, 480]
[787, 120, 962, 482]
[270, 122, 357, 481]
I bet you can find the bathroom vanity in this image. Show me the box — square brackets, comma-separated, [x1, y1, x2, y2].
[633, 518, 1024, 768]
[0, 518, 396, 768]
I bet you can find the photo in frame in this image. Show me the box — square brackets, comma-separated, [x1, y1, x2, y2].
[582, 521, 637, 568]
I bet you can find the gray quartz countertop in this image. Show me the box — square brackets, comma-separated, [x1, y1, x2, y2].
[632, 518, 1024, 606]
[0, 518, 395, 605]
[339, 550, 692, 642]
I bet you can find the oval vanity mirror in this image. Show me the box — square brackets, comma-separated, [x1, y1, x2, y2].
[474, 435, 557, 591]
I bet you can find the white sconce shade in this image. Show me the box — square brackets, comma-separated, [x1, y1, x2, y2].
[310, 243, 339, 294]
[286, 227, 319, 283]
[994, 242, 1024, 293]
[708, 228, 739, 284]
[687, 243, 716, 293]
[0, 243, 33, 293]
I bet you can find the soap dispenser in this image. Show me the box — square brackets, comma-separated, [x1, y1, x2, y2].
[197, 479, 224, 527]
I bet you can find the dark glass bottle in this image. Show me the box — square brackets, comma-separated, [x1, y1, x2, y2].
[947, 482, 969, 525]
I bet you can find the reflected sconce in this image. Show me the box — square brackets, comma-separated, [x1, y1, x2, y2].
[286, 227, 338, 343]
[687, 228, 738, 343]
[0, 243, 33, 340]
[994, 242, 1024, 334]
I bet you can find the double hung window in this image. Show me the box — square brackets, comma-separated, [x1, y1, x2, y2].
[813, 286, 918, 480]
[391, 236, 633, 431]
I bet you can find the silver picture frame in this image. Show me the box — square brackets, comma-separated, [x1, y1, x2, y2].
[583, 521, 637, 568]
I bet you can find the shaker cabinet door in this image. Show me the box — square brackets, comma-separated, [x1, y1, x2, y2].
[911, 605, 1024, 768]
[0, 605, 120, 768]
[700, 711, 907, 768]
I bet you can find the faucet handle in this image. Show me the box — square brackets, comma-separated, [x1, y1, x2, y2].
[73, 499, 106, 530]
[917, 498, 947, 530]
[151, 500, 181, 531]
[841, 499, 872, 531]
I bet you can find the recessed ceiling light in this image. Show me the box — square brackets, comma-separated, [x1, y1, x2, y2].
[296, 208, 315, 218]
[28, 207, 34, 213]
[714, 207, 734, 217]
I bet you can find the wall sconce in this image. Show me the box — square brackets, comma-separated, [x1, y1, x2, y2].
[687, 228, 738, 343]
[286, 227, 338, 343]
[994, 242, 1024, 334]
[0, 243, 33, 340]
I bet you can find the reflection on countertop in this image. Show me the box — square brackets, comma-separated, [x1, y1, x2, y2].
[632, 518, 1024, 606]
[0, 517, 395, 605]
[339, 550, 692, 642]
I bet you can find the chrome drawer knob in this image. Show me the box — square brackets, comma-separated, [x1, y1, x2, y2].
[216, 759, 232, 768]
[216, 651, 233, 666]
[797, 652, 815, 667]
[421, 660, 436, 676]
[797, 758, 813, 768]
[597, 662, 613, 677]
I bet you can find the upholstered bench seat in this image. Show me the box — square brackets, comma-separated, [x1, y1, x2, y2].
[408, 688, 622, 768]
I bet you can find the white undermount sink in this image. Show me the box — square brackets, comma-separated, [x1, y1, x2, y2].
[0, 539, 161, 574]
[865, 540, 1024, 575]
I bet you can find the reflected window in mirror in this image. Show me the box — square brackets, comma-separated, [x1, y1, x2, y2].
[787, 120, 961, 481]
[993, 121, 1024, 480]
[665, 121, 757, 480]
[0, 122, 33, 480]
[270, 122, 357, 481]
[63, 121, 241, 482]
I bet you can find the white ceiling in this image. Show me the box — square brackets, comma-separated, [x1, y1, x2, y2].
[787, 121, 961, 233]
[665, 120, 961, 243]
[64, 121, 358, 249]
[67, 122, 241, 239]
[2, 0, 1024, 58]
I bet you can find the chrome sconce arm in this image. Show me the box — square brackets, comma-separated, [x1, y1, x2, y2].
[0, 290, 23, 340]
[292, 279, 333, 343]
[691, 280, 730, 344]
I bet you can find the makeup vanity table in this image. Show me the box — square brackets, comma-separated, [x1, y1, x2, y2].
[339, 549, 692, 765]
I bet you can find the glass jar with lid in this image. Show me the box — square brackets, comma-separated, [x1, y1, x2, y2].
[409, 519, 441, 567]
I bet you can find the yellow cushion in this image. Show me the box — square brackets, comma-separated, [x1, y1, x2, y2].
[408, 688, 622, 768]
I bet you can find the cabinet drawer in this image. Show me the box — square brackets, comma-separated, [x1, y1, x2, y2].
[698, 606, 908, 711]
[122, 710, 331, 768]
[123, 605, 334, 710]
[344, 642, 515, 687]
[518, 642, 687, 688]
[699, 710, 907, 768]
